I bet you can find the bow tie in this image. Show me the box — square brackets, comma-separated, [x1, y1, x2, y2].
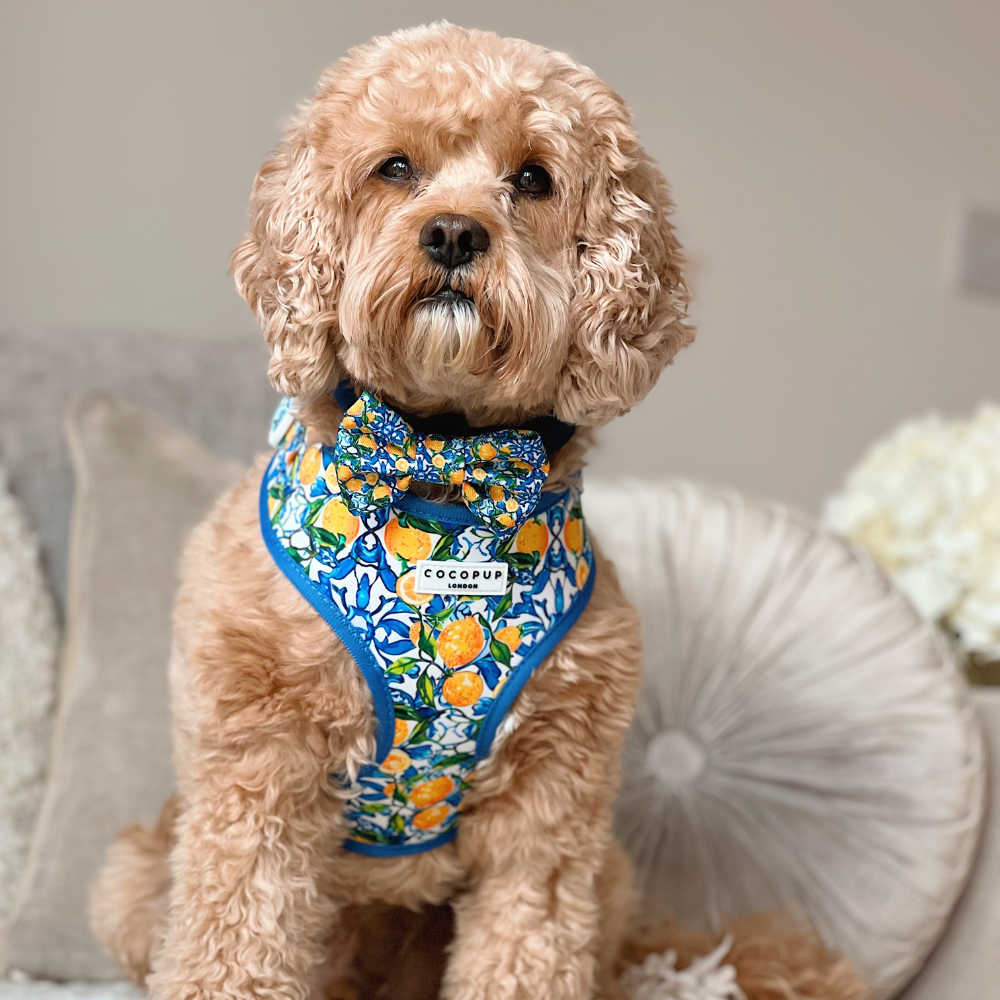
[332, 391, 550, 536]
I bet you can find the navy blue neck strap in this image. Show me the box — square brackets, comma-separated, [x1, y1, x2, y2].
[332, 380, 577, 457]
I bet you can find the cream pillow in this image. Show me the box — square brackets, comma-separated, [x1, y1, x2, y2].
[1, 396, 243, 980]
[587, 480, 985, 1000]
[0, 466, 58, 923]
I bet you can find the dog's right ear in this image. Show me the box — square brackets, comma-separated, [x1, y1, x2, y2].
[231, 123, 342, 399]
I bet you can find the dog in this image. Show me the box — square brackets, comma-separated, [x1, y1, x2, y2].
[90, 22, 692, 1000]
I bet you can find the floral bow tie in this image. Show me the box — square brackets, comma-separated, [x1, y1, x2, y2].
[332, 391, 550, 536]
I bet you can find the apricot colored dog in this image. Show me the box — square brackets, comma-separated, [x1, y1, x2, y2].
[91, 22, 691, 1000]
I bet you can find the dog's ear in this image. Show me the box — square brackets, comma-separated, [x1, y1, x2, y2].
[231, 123, 342, 399]
[555, 106, 692, 427]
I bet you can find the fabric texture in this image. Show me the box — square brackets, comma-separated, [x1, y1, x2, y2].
[0, 466, 59, 922]
[585, 480, 986, 1000]
[0, 396, 243, 980]
[0, 329, 273, 609]
[899, 687, 1000, 1000]
[325, 391, 551, 536]
[263, 403, 595, 855]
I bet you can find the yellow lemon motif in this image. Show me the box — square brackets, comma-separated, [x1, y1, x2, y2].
[386, 443, 404, 457]
[477, 443, 498, 461]
[412, 803, 451, 830]
[515, 520, 549, 556]
[347, 478, 364, 493]
[564, 517, 584, 555]
[494, 625, 522, 653]
[347, 399, 364, 416]
[393, 718, 411, 746]
[426, 437, 446, 453]
[395, 457, 410, 473]
[472, 468, 488, 482]
[384, 517, 433, 563]
[318, 498, 360, 546]
[357, 434, 376, 452]
[504, 498, 519, 513]
[576, 560, 590, 589]
[437, 620, 486, 670]
[337, 464, 353, 482]
[396, 569, 433, 607]
[364, 472, 379, 485]
[463, 483, 479, 502]
[431, 454, 447, 470]
[441, 670, 485, 706]
[489, 485, 505, 502]
[497, 513, 515, 528]
[373, 484, 392, 501]
[297, 445, 323, 486]
[380, 749, 411, 774]
[324, 464, 342, 492]
[410, 776, 455, 810]
[449, 469, 465, 484]
[409, 621, 422, 646]
[341, 416, 357, 430]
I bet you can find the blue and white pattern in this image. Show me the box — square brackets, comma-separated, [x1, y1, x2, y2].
[260, 399, 596, 855]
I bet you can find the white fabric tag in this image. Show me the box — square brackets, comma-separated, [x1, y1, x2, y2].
[414, 559, 509, 595]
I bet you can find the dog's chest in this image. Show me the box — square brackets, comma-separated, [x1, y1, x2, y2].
[263, 412, 596, 856]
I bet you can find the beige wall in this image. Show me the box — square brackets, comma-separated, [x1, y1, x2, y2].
[2, 0, 998, 512]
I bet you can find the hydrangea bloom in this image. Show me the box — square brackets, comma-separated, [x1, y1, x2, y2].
[824, 405, 1000, 662]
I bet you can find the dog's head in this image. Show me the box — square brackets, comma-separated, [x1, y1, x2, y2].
[233, 23, 692, 427]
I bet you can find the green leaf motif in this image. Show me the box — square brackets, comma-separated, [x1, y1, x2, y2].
[310, 526, 345, 549]
[434, 751, 475, 769]
[417, 626, 437, 659]
[390, 813, 406, 835]
[302, 497, 327, 527]
[394, 703, 425, 721]
[502, 552, 537, 571]
[491, 590, 513, 621]
[388, 656, 421, 676]
[417, 671, 435, 707]
[408, 718, 432, 745]
[490, 638, 512, 667]
[359, 802, 389, 814]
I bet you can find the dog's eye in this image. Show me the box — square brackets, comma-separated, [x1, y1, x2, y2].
[378, 156, 413, 181]
[515, 164, 552, 196]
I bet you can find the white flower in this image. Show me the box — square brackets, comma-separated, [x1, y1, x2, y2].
[621, 936, 744, 1000]
[824, 405, 1000, 661]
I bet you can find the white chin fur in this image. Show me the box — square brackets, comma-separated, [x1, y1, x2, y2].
[412, 297, 483, 374]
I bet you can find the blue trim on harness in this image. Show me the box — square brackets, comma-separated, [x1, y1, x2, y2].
[341, 828, 458, 857]
[476, 561, 596, 758]
[258, 467, 397, 762]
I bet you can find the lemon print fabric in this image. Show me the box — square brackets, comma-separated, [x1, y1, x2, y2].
[331, 389, 550, 538]
[261, 396, 595, 855]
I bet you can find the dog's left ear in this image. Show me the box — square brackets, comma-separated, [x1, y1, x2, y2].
[555, 109, 692, 427]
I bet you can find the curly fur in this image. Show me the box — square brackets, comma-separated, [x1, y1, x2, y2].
[90, 22, 692, 1000]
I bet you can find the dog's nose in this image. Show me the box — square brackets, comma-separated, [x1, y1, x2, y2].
[418, 214, 490, 270]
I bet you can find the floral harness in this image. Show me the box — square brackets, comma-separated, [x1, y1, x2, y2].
[260, 399, 596, 856]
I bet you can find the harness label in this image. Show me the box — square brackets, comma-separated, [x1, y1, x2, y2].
[414, 559, 509, 596]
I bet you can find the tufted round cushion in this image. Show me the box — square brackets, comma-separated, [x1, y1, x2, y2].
[585, 480, 985, 1000]
[0, 464, 59, 922]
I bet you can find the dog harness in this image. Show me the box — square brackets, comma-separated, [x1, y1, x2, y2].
[260, 394, 596, 856]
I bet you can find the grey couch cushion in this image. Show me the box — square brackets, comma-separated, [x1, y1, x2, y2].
[0, 329, 274, 608]
[0, 396, 243, 979]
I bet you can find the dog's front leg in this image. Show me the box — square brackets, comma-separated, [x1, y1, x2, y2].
[146, 737, 345, 1000]
[443, 795, 612, 1000]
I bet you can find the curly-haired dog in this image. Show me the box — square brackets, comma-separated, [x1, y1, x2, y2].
[90, 22, 691, 1000]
